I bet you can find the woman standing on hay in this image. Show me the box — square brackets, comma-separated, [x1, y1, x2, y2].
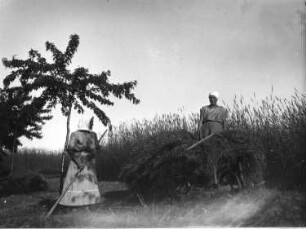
[198, 91, 228, 139]
[59, 115, 102, 206]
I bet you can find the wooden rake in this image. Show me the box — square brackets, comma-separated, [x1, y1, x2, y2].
[44, 168, 83, 219]
[185, 134, 215, 151]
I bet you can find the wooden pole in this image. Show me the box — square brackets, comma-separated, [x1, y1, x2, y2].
[9, 127, 17, 177]
[59, 105, 72, 194]
[98, 129, 108, 143]
[186, 134, 215, 151]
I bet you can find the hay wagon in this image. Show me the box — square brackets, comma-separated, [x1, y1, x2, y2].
[186, 130, 266, 192]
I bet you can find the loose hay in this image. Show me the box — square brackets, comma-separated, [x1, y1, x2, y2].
[120, 129, 266, 201]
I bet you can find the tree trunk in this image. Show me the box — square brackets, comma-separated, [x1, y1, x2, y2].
[59, 105, 72, 194]
[9, 127, 17, 177]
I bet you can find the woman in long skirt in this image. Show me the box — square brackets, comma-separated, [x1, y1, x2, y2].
[59, 116, 102, 206]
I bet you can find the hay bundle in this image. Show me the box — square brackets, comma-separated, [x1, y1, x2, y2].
[0, 173, 48, 197]
[120, 129, 265, 201]
[121, 146, 203, 201]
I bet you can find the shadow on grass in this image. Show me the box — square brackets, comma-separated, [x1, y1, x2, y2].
[241, 190, 305, 227]
[38, 189, 138, 217]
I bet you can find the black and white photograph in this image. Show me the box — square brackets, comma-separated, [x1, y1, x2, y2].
[0, 0, 305, 227]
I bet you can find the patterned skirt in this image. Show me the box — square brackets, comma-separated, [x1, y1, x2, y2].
[59, 152, 101, 206]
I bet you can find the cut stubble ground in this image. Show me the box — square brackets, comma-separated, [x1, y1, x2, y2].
[0, 177, 304, 227]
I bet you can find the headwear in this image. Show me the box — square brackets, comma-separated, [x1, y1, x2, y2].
[209, 91, 220, 99]
[77, 115, 94, 131]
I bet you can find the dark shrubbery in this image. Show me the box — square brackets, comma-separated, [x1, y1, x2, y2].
[0, 173, 48, 197]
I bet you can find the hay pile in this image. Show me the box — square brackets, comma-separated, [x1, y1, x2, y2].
[0, 173, 48, 197]
[120, 129, 265, 202]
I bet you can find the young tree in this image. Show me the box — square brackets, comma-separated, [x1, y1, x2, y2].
[0, 86, 52, 175]
[2, 34, 140, 191]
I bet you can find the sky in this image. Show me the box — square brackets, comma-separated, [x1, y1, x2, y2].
[0, 0, 305, 150]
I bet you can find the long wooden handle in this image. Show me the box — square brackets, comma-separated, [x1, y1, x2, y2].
[186, 134, 215, 151]
[44, 168, 82, 219]
[98, 129, 108, 143]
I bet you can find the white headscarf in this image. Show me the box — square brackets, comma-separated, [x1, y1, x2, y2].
[77, 115, 94, 131]
[209, 91, 220, 99]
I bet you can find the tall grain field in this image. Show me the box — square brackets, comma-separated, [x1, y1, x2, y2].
[98, 91, 305, 190]
[12, 148, 62, 177]
[226, 91, 305, 189]
[16, 91, 305, 190]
